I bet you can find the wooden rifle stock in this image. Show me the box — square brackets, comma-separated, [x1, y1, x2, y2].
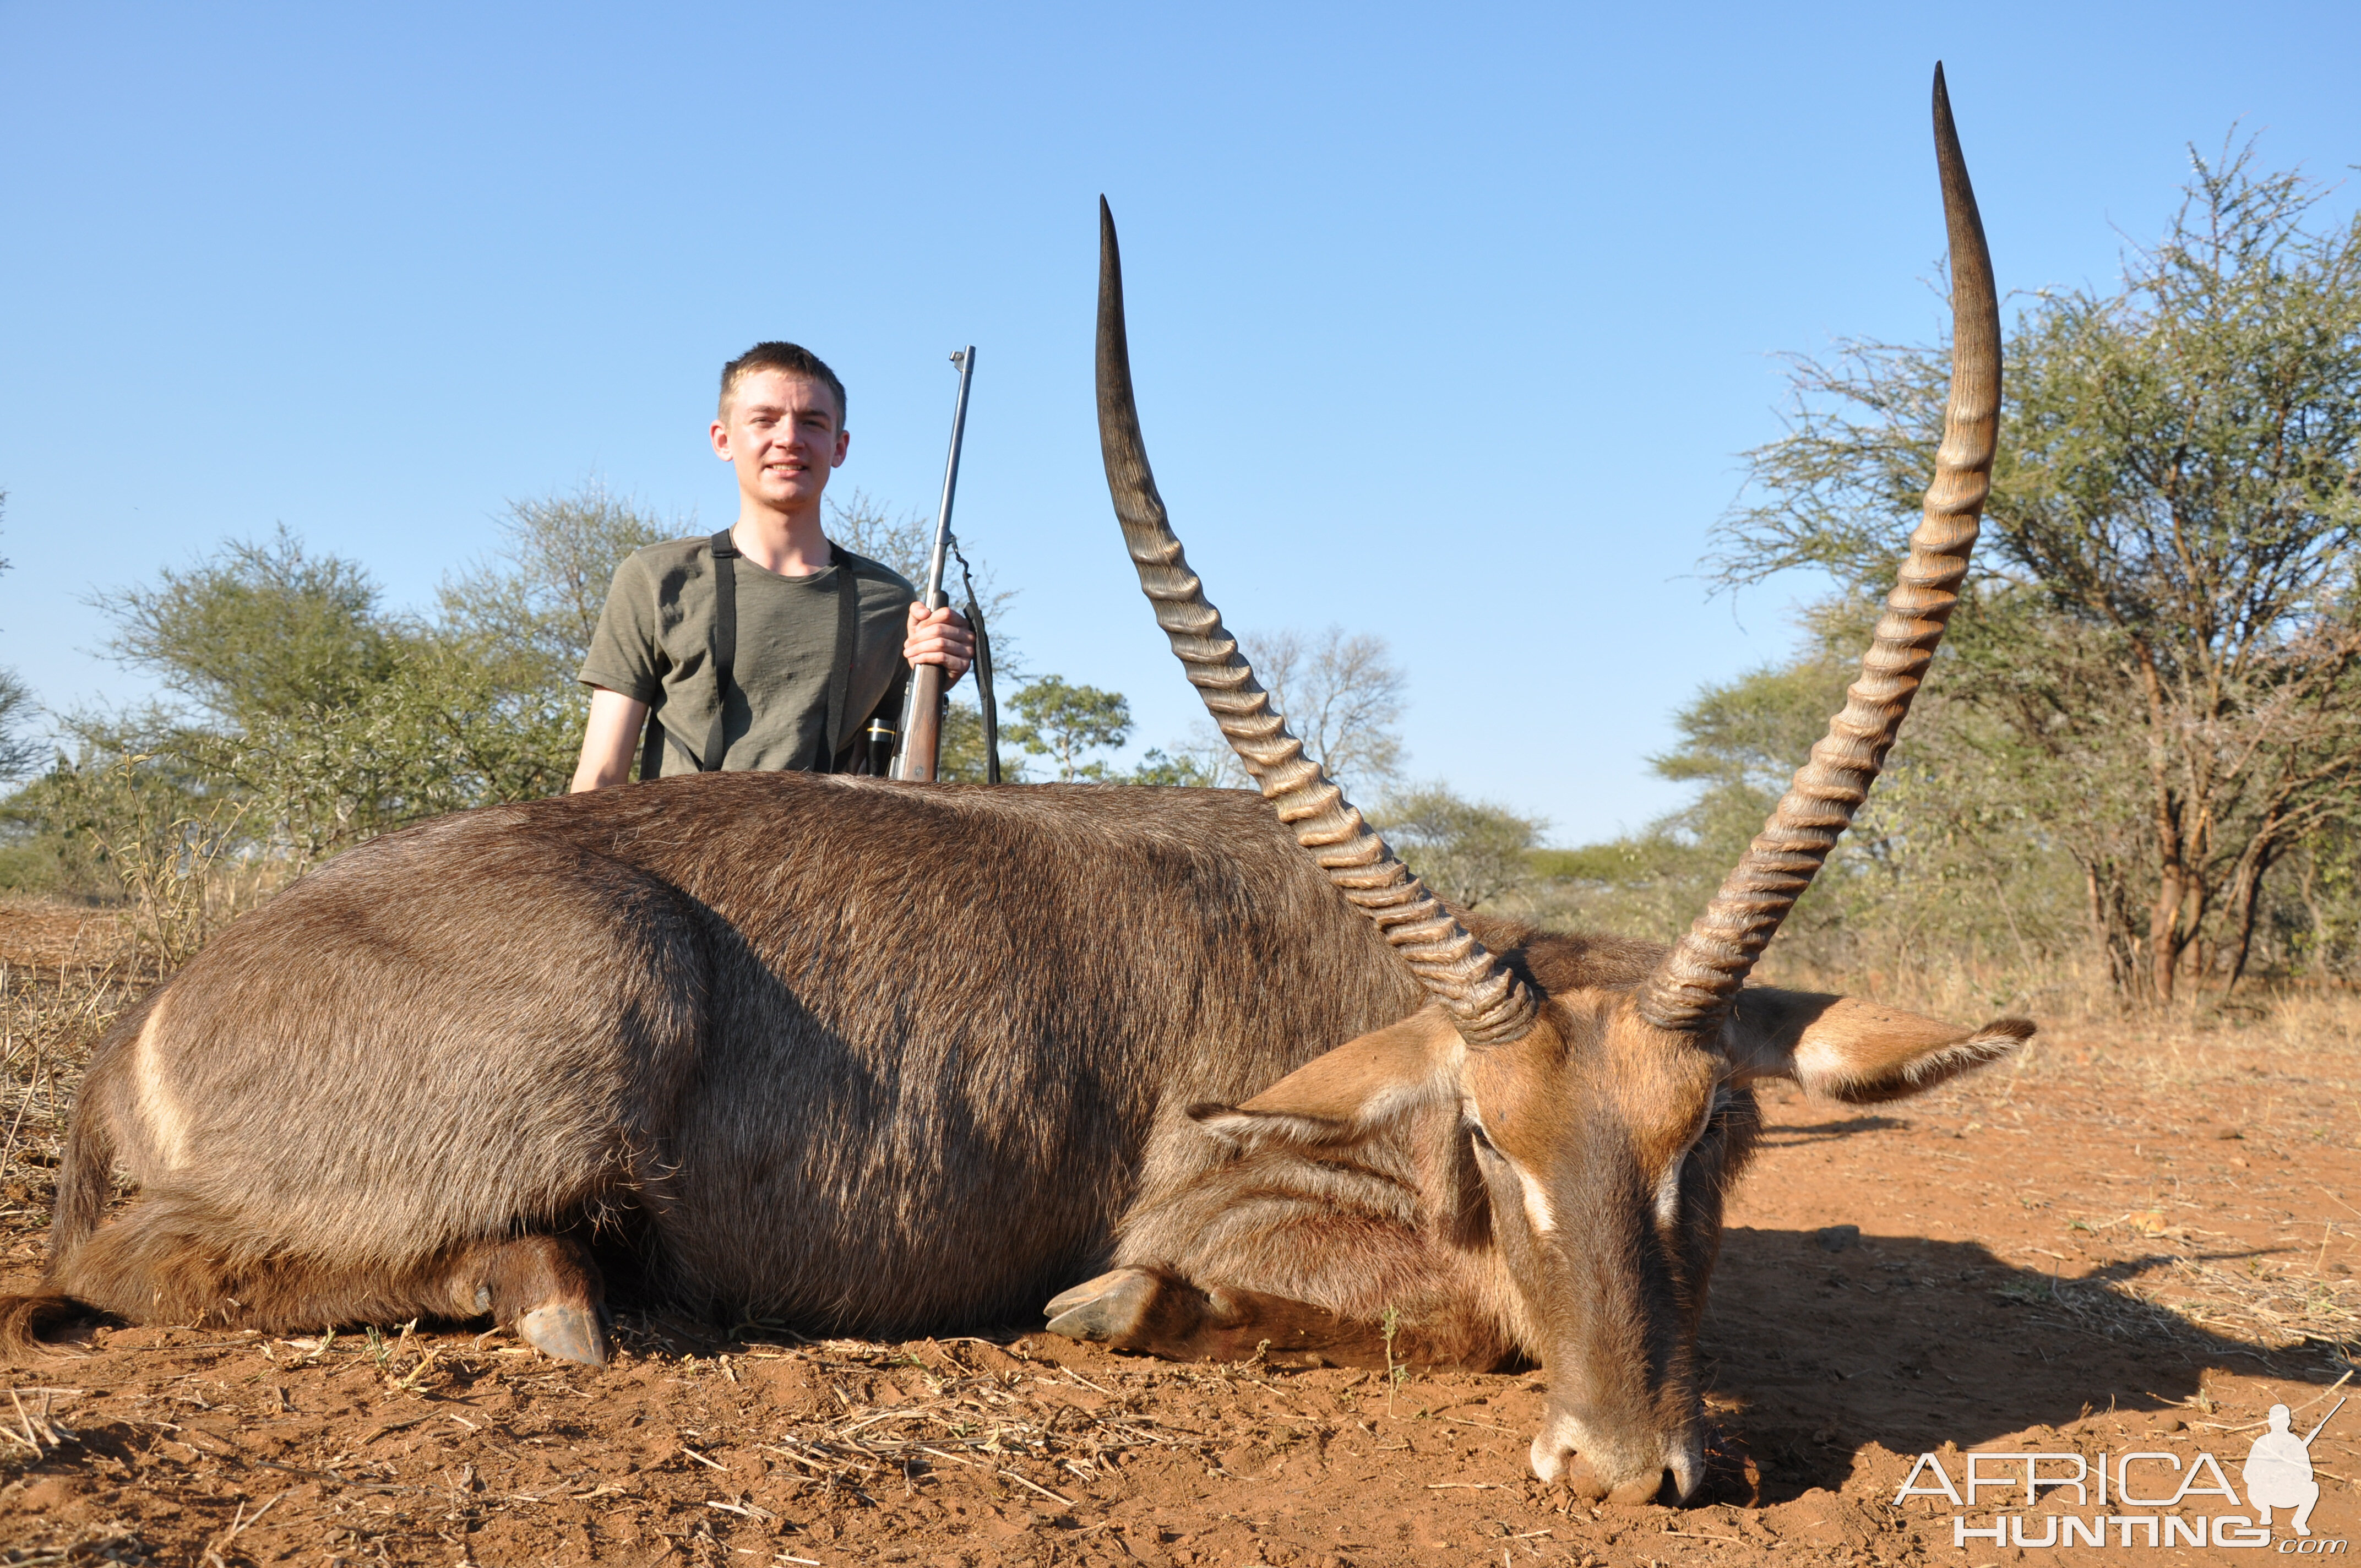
[899, 654, 947, 782]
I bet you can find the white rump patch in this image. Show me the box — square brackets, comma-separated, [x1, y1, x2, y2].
[131, 996, 189, 1172]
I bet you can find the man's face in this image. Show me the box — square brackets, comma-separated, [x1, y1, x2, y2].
[711, 369, 848, 514]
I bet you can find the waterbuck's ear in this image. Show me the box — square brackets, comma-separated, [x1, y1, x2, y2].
[1186, 1102, 1359, 1152]
[1727, 989, 2034, 1103]
[1187, 1010, 1459, 1151]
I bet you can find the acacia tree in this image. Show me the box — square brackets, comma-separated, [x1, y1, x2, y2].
[1004, 676, 1131, 781]
[440, 478, 670, 690]
[106, 525, 399, 728]
[1718, 139, 2361, 999]
[1377, 785, 1546, 911]
[83, 527, 590, 864]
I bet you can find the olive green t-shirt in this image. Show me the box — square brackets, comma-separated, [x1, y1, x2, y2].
[579, 536, 917, 776]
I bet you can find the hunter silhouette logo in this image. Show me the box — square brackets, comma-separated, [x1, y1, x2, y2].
[2248, 1398, 2343, 1538]
[1897, 1395, 2350, 1550]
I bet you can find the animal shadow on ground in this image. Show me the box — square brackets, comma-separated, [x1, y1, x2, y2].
[1754, 1115, 1909, 1146]
[1701, 1225, 2341, 1502]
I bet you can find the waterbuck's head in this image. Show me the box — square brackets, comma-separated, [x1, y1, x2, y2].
[1095, 67, 2014, 1503]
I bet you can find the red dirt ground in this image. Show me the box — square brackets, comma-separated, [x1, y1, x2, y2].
[4, 906, 2358, 1565]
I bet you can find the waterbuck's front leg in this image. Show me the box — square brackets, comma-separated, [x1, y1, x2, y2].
[1045, 1038, 1521, 1372]
[1045, 1266, 1509, 1369]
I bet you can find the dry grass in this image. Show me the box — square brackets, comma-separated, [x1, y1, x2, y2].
[1901, 984, 2361, 1376]
[2135, 1254, 2361, 1357]
[1983, 1231, 2361, 1370]
[1749, 946, 2117, 1030]
[1, 959, 136, 1199]
[2018, 988, 2361, 1092]
[628, 1329, 1208, 1505]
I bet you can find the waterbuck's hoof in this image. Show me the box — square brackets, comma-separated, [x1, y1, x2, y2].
[1044, 1267, 1162, 1343]
[518, 1304, 610, 1366]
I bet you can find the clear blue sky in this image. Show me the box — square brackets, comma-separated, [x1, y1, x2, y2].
[3, 3, 2355, 841]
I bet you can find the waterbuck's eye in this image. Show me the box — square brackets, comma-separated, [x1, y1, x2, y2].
[1466, 1118, 1499, 1155]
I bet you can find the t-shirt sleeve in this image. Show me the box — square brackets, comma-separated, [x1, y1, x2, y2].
[578, 553, 665, 704]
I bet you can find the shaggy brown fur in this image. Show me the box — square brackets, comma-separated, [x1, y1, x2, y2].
[8, 776, 1428, 1350]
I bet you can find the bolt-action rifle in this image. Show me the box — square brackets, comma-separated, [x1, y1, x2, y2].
[890, 345, 976, 782]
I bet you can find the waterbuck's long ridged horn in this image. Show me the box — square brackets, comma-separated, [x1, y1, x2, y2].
[1635, 64, 2002, 1036]
[1095, 197, 1538, 1048]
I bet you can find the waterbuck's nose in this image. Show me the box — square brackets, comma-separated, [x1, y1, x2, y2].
[1569, 1459, 1671, 1505]
[1528, 1411, 1688, 1504]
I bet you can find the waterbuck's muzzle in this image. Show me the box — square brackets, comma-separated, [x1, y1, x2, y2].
[1530, 1404, 1702, 1505]
[1513, 1093, 1716, 1504]
[1520, 1222, 1711, 1502]
[1528, 1248, 1701, 1501]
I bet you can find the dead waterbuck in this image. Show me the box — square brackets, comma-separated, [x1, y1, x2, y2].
[2, 68, 2013, 1506]
[1041, 62, 2016, 1502]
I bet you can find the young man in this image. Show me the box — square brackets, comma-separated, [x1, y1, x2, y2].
[570, 342, 974, 790]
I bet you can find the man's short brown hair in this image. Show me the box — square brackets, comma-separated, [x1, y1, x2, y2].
[720, 342, 847, 426]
